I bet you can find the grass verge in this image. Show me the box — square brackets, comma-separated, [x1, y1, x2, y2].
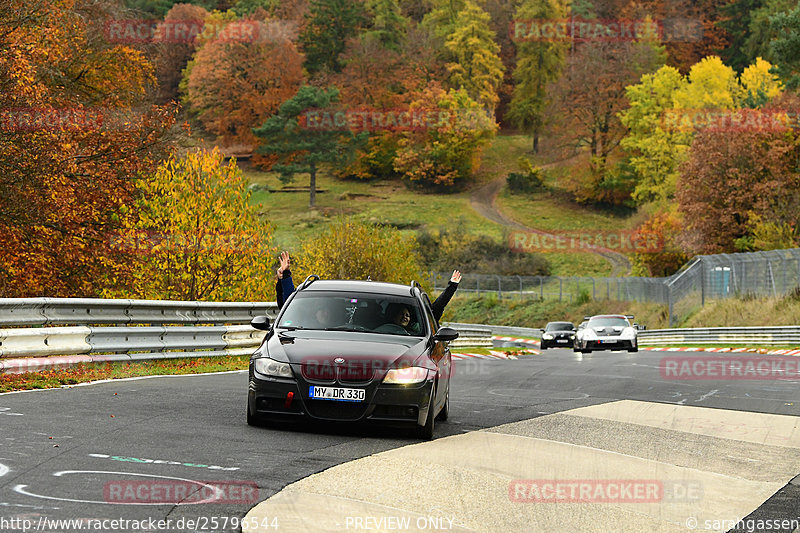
[0, 355, 250, 394]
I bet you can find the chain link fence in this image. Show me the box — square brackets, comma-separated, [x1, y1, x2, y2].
[430, 248, 800, 326]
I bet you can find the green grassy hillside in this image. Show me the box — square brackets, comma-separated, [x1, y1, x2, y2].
[245, 134, 638, 277]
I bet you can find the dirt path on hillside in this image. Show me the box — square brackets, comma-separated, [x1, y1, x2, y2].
[470, 158, 632, 277]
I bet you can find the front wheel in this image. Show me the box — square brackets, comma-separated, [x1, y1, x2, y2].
[436, 387, 449, 421]
[628, 346, 639, 353]
[246, 400, 262, 427]
[416, 389, 436, 440]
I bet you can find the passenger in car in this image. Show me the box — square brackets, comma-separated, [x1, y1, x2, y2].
[386, 302, 413, 329]
[310, 299, 345, 328]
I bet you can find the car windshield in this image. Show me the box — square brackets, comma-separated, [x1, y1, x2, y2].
[546, 322, 574, 331]
[278, 291, 425, 336]
[588, 317, 630, 328]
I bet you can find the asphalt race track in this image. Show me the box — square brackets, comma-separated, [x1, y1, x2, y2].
[2, 348, 800, 532]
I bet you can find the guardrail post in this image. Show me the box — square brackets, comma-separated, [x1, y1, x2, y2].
[540, 276, 544, 300]
[496, 275, 502, 299]
[592, 278, 596, 300]
[559, 278, 563, 301]
[668, 284, 675, 327]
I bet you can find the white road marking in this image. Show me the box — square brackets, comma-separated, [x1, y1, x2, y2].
[14, 470, 221, 505]
[0, 463, 8, 477]
[697, 389, 719, 402]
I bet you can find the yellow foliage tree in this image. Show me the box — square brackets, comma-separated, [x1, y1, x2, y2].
[294, 217, 423, 286]
[105, 148, 275, 301]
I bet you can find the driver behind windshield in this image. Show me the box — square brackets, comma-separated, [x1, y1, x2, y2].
[309, 299, 346, 328]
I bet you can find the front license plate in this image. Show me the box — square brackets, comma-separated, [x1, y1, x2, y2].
[309, 386, 365, 402]
[557, 339, 568, 343]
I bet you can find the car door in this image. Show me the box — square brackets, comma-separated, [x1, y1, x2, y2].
[422, 294, 450, 411]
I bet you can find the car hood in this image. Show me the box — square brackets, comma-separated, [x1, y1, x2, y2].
[263, 330, 428, 371]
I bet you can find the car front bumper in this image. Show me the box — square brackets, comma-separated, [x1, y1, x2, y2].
[584, 338, 637, 350]
[248, 370, 435, 427]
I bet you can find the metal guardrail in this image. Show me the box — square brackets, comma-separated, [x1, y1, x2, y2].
[445, 322, 542, 339]
[0, 299, 495, 373]
[639, 326, 800, 346]
[447, 325, 493, 348]
[0, 298, 278, 327]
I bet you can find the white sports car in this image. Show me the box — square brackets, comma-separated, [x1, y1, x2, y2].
[573, 314, 640, 353]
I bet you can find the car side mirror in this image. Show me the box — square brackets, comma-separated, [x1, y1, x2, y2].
[250, 315, 271, 331]
[433, 327, 459, 342]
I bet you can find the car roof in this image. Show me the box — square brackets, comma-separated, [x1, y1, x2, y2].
[298, 279, 419, 297]
[546, 321, 574, 326]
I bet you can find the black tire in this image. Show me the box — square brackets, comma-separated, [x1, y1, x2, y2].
[540, 344, 547, 350]
[246, 400, 262, 427]
[580, 349, 591, 354]
[628, 346, 639, 353]
[436, 387, 449, 421]
[417, 388, 436, 440]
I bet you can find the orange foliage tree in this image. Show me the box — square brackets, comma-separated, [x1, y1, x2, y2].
[0, 0, 176, 297]
[154, 3, 209, 103]
[183, 18, 305, 149]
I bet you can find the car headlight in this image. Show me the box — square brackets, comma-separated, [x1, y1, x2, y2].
[254, 357, 293, 378]
[620, 328, 636, 339]
[583, 329, 598, 340]
[542, 333, 554, 340]
[383, 367, 430, 384]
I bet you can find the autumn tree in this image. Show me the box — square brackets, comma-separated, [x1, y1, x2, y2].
[393, 86, 496, 189]
[300, 0, 365, 75]
[107, 148, 275, 301]
[548, 37, 665, 204]
[507, 0, 568, 153]
[0, 0, 176, 297]
[620, 66, 690, 206]
[153, 3, 209, 103]
[677, 112, 800, 254]
[421, 0, 466, 45]
[183, 18, 304, 149]
[295, 217, 422, 283]
[444, 2, 505, 109]
[253, 85, 367, 207]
